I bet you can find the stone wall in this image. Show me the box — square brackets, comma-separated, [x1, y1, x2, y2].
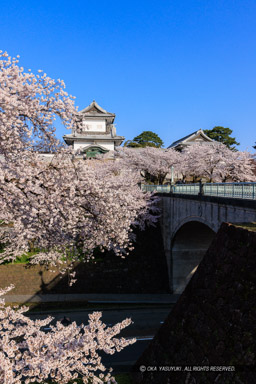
[134, 222, 256, 384]
[0, 223, 170, 296]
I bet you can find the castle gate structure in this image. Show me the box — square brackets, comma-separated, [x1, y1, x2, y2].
[63, 100, 124, 158]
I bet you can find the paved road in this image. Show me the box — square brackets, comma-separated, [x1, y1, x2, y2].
[27, 306, 174, 372]
[27, 306, 173, 336]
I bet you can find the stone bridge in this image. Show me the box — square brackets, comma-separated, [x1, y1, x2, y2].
[159, 193, 256, 293]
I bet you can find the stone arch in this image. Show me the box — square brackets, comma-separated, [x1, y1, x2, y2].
[171, 219, 216, 294]
[172, 216, 217, 242]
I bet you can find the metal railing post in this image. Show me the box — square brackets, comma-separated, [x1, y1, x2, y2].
[199, 179, 204, 196]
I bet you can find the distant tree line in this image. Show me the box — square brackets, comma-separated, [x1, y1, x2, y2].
[124, 126, 243, 150]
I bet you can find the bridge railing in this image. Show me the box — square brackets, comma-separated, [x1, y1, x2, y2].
[141, 182, 256, 200]
[173, 183, 200, 195]
[141, 184, 172, 193]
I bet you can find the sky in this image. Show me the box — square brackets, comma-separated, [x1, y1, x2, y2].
[1, 0, 256, 151]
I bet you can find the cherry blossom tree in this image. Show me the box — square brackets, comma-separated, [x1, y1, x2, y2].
[221, 150, 256, 182]
[0, 51, 80, 156]
[0, 285, 135, 384]
[0, 153, 148, 382]
[115, 146, 182, 184]
[181, 142, 256, 182]
[0, 51, 158, 383]
[0, 152, 157, 277]
[115, 143, 256, 184]
[0, 51, 157, 273]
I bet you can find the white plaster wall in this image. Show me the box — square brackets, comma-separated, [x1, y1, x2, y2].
[96, 141, 115, 151]
[74, 141, 92, 150]
[82, 119, 106, 132]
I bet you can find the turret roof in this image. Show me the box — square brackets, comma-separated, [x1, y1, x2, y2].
[168, 129, 213, 149]
[80, 100, 115, 117]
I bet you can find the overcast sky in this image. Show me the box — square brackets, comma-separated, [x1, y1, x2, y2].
[1, 0, 256, 151]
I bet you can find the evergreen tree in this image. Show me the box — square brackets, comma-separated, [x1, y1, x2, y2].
[124, 131, 164, 148]
[204, 126, 239, 150]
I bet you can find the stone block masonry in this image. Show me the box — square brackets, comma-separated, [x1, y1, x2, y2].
[134, 222, 256, 384]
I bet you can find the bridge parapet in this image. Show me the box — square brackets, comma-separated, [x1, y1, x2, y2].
[142, 182, 256, 200]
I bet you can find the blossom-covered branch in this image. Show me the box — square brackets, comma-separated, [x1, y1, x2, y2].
[0, 286, 135, 384]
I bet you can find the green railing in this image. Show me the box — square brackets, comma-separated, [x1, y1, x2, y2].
[173, 183, 200, 195]
[142, 182, 256, 200]
[141, 184, 172, 193]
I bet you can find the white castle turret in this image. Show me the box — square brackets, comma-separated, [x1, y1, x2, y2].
[63, 100, 124, 157]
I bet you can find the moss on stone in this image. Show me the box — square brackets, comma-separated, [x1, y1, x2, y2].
[233, 222, 256, 231]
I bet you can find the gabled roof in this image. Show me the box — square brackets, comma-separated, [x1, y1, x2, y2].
[168, 129, 214, 149]
[80, 100, 115, 117]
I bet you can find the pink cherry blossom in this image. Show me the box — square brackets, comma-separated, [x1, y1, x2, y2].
[0, 286, 135, 384]
[181, 142, 256, 182]
[0, 52, 158, 383]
